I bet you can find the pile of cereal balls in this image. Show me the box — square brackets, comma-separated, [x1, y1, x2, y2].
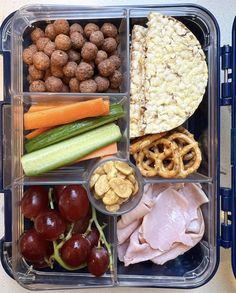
[23, 19, 122, 93]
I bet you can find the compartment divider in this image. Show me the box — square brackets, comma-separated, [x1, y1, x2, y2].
[112, 215, 118, 285]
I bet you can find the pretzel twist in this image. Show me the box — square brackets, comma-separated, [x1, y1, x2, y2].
[130, 127, 202, 178]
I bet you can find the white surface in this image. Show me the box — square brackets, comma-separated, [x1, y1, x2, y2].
[0, 0, 235, 292]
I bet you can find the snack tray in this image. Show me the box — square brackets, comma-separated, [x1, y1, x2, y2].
[0, 3, 235, 290]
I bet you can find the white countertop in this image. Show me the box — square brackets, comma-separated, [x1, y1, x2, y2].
[0, 0, 235, 292]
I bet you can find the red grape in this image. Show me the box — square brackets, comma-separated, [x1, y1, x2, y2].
[72, 216, 90, 234]
[58, 185, 89, 222]
[72, 206, 91, 234]
[30, 259, 50, 269]
[34, 209, 66, 241]
[87, 247, 109, 277]
[54, 185, 67, 202]
[21, 186, 49, 219]
[19, 228, 53, 262]
[86, 228, 99, 248]
[60, 234, 90, 267]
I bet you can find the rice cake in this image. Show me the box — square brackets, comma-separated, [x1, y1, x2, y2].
[130, 12, 208, 137]
[130, 25, 147, 138]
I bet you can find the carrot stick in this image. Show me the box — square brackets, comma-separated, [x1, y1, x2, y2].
[28, 102, 73, 113]
[24, 98, 110, 130]
[25, 127, 53, 140]
[28, 105, 57, 113]
[76, 143, 117, 163]
[102, 100, 110, 115]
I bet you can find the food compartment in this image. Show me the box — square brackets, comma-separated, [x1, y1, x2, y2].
[11, 5, 129, 94]
[11, 94, 129, 184]
[128, 7, 218, 182]
[116, 182, 217, 288]
[11, 183, 116, 290]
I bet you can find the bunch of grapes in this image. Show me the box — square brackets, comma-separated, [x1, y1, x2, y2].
[19, 185, 111, 277]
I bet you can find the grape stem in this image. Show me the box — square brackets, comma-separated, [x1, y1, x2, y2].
[48, 188, 86, 271]
[51, 240, 86, 271]
[91, 206, 114, 274]
[47, 188, 113, 275]
[48, 188, 54, 209]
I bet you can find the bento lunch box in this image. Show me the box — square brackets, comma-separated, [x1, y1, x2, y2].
[0, 3, 235, 290]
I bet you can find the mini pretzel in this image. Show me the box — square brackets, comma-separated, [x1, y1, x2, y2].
[130, 127, 202, 178]
[145, 139, 181, 178]
[130, 132, 167, 154]
[168, 132, 202, 178]
[136, 138, 180, 178]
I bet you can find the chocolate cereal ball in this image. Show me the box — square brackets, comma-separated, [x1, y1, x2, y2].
[29, 80, 46, 92]
[63, 61, 77, 77]
[69, 78, 80, 92]
[81, 42, 98, 62]
[51, 65, 64, 78]
[101, 23, 118, 38]
[28, 65, 44, 80]
[70, 23, 83, 35]
[53, 19, 70, 35]
[84, 23, 99, 38]
[89, 31, 104, 48]
[45, 76, 63, 92]
[33, 52, 50, 71]
[106, 87, 120, 93]
[43, 40, 56, 56]
[31, 27, 45, 42]
[55, 34, 72, 51]
[79, 79, 97, 93]
[95, 50, 108, 65]
[51, 50, 68, 67]
[109, 50, 119, 57]
[67, 49, 81, 63]
[87, 60, 95, 69]
[36, 37, 50, 51]
[45, 23, 57, 40]
[70, 32, 85, 50]
[27, 75, 33, 84]
[75, 62, 94, 81]
[28, 44, 38, 53]
[44, 68, 52, 81]
[62, 76, 71, 85]
[95, 76, 110, 92]
[98, 59, 115, 77]
[62, 84, 69, 92]
[108, 55, 121, 69]
[23, 48, 34, 65]
[109, 70, 122, 89]
[102, 37, 117, 53]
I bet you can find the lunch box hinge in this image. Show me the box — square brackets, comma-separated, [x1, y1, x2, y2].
[221, 45, 232, 106]
[220, 187, 232, 248]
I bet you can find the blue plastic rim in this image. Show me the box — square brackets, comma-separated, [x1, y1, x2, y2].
[231, 16, 236, 278]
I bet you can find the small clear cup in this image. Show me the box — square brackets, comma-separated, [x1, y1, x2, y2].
[86, 156, 144, 216]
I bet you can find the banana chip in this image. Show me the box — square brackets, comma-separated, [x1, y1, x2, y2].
[90, 160, 139, 212]
[102, 191, 120, 205]
[128, 174, 136, 184]
[103, 161, 115, 174]
[94, 166, 105, 175]
[89, 173, 100, 188]
[94, 174, 110, 196]
[105, 204, 120, 212]
[109, 178, 133, 198]
[114, 161, 134, 175]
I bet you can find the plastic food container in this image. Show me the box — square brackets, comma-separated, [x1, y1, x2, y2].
[0, 3, 235, 290]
